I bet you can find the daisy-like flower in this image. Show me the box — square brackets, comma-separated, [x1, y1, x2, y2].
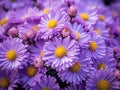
[43, 36, 79, 71]
[76, 4, 98, 26]
[86, 69, 119, 90]
[0, 7, 8, 27]
[19, 63, 47, 89]
[69, 22, 90, 48]
[58, 53, 91, 84]
[93, 22, 110, 41]
[30, 75, 60, 90]
[38, 9, 69, 39]
[0, 70, 18, 90]
[87, 32, 106, 59]
[0, 38, 27, 70]
[29, 39, 45, 64]
[18, 21, 39, 40]
[93, 57, 116, 71]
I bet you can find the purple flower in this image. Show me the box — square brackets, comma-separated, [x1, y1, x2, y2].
[19, 63, 47, 89]
[58, 52, 91, 84]
[0, 38, 27, 70]
[43, 36, 79, 71]
[0, 70, 18, 90]
[38, 9, 69, 39]
[30, 75, 60, 90]
[86, 69, 119, 90]
[64, 84, 82, 90]
[87, 32, 106, 59]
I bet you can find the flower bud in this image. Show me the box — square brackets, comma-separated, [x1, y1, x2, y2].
[8, 27, 19, 37]
[68, 5, 77, 17]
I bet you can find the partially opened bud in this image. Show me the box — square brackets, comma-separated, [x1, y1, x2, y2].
[68, 5, 77, 17]
[61, 27, 70, 37]
[26, 30, 36, 39]
[8, 27, 19, 37]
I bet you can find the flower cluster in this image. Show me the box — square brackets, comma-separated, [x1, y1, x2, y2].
[0, 0, 120, 90]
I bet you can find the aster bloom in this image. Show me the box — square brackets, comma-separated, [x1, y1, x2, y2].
[58, 53, 91, 84]
[19, 63, 47, 89]
[18, 21, 39, 40]
[0, 70, 18, 90]
[69, 22, 90, 48]
[38, 9, 69, 39]
[0, 38, 27, 70]
[93, 22, 110, 41]
[87, 32, 106, 59]
[43, 36, 79, 71]
[30, 75, 60, 90]
[76, 3, 98, 26]
[86, 69, 119, 90]
[29, 39, 45, 64]
[0, 7, 8, 27]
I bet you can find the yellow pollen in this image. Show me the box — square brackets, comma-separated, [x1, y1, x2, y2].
[94, 28, 102, 35]
[97, 80, 110, 90]
[0, 18, 8, 26]
[0, 78, 9, 88]
[69, 62, 81, 73]
[89, 41, 98, 51]
[33, 25, 38, 31]
[40, 50, 44, 57]
[26, 66, 37, 77]
[97, 63, 106, 70]
[75, 31, 81, 41]
[80, 13, 89, 21]
[99, 14, 105, 21]
[47, 19, 58, 29]
[42, 87, 50, 90]
[43, 8, 50, 14]
[54, 46, 67, 58]
[6, 50, 17, 61]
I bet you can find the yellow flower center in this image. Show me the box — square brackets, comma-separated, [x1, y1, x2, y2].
[94, 28, 102, 35]
[80, 13, 89, 21]
[0, 18, 8, 26]
[47, 19, 58, 29]
[97, 63, 106, 70]
[0, 78, 9, 88]
[42, 87, 50, 90]
[89, 41, 98, 51]
[43, 8, 50, 14]
[33, 25, 38, 31]
[99, 14, 105, 21]
[75, 31, 81, 41]
[97, 80, 110, 90]
[6, 50, 17, 61]
[69, 62, 81, 73]
[40, 50, 44, 57]
[26, 66, 37, 77]
[54, 46, 67, 58]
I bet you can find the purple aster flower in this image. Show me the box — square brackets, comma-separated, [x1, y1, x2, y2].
[0, 38, 27, 70]
[29, 39, 45, 64]
[86, 69, 119, 90]
[58, 52, 91, 84]
[68, 22, 90, 48]
[76, 3, 98, 26]
[18, 21, 40, 40]
[38, 9, 69, 39]
[87, 32, 106, 59]
[93, 22, 110, 41]
[19, 63, 47, 89]
[0, 70, 18, 90]
[0, 7, 9, 27]
[43, 36, 79, 71]
[0, 0, 34, 10]
[30, 75, 60, 90]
